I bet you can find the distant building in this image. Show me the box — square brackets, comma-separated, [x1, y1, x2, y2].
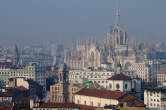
[107, 74, 132, 92]
[68, 69, 114, 88]
[13, 44, 20, 67]
[68, 84, 84, 103]
[128, 60, 159, 84]
[0, 62, 47, 90]
[64, 8, 144, 71]
[0, 92, 13, 104]
[144, 87, 166, 109]
[8, 77, 44, 100]
[8, 77, 29, 89]
[74, 88, 145, 108]
[33, 103, 80, 110]
[14, 97, 34, 110]
[157, 70, 166, 86]
[50, 63, 69, 103]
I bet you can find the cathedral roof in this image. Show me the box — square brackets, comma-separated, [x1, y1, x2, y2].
[108, 74, 131, 81]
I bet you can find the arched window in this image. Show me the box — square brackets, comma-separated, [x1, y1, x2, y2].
[116, 84, 120, 90]
[90, 52, 95, 62]
[109, 84, 112, 89]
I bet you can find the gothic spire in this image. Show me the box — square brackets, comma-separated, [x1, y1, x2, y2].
[13, 44, 19, 66]
[115, 8, 120, 26]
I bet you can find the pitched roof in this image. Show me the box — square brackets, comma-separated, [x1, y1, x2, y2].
[34, 103, 97, 110]
[0, 104, 13, 110]
[78, 104, 97, 110]
[108, 74, 131, 80]
[119, 95, 146, 107]
[16, 96, 33, 103]
[75, 88, 127, 100]
[36, 103, 79, 108]
[16, 86, 28, 91]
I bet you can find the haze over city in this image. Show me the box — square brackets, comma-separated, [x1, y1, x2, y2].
[0, 1, 166, 110]
[0, 0, 165, 45]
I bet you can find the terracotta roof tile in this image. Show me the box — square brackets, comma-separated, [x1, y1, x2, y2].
[0, 104, 13, 110]
[108, 74, 131, 80]
[16, 86, 28, 91]
[35, 103, 97, 110]
[75, 88, 127, 100]
[38, 103, 79, 108]
[119, 95, 146, 107]
[78, 104, 97, 110]
[16, 96, 33, 103]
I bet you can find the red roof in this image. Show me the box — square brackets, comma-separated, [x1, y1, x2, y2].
[75, 88, 127, 100]
[78, 104, 97, 110]
[158, 71, 166, 74]
[16, 96, 34, 103]
[37, 103, 79, 108]
[16, 86, 28, 91]
[108, 74, 131, 80]
[0, 104, 13, 110]
[119, 95, 146, 107]
[34, 103, 97, 110]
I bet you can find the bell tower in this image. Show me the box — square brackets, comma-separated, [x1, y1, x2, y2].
[13, 44, 20, 66]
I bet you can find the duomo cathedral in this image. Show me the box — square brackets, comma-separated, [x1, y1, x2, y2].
[64, 8, 151, 70]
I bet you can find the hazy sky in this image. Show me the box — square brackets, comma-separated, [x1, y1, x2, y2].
[0, 0, 166, 45]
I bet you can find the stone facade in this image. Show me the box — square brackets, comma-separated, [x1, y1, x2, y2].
[50, 64, 69, 103]
[64, 8, 149, 71]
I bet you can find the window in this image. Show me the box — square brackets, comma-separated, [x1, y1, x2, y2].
[98, 103, 101, 107]
[91, 102, 93, 106]
[109, 84, 112, 88]
[116, 84, 120, 90]
[77, 100, 79, 104]
[125, 84, 127, 89]
[84, 101, 86, 105]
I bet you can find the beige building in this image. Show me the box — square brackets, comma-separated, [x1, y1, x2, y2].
[8, 77, 29, 89]
[157, 71, 166, 86]
[128, 60, 159, 84]
[68, 84, 83, 103]
[50, 64, 69, 103]
[0, 62, 47, 90]
[107, 74, 132, 92]
[74, 88, 145, 109]
[144, 87, 166, 109]
[74, 88, 127, 107]
[68, 69, 114, 88]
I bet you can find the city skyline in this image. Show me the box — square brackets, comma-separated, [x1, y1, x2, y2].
[0, 0, 165, 45]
